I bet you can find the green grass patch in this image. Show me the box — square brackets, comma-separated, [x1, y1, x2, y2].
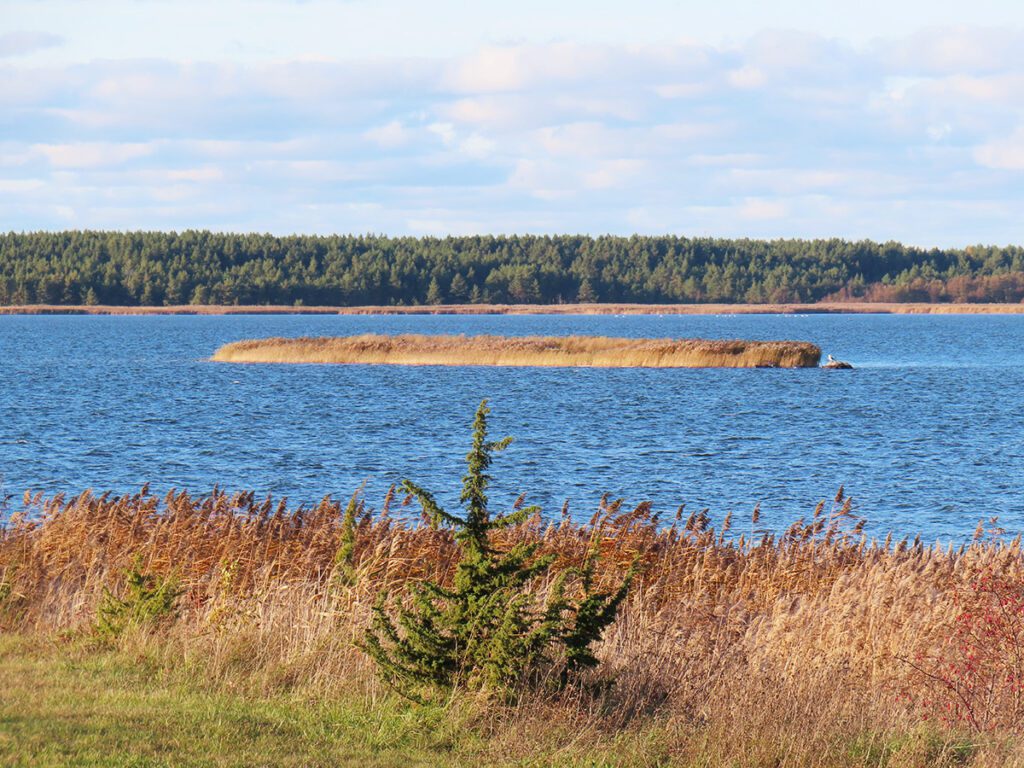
[0, 635, 476, 767]
[0, 635, 679, 767]
[1, 635, 1010, 767]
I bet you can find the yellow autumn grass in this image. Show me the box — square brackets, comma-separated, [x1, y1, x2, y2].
[211, 334, 822, 368]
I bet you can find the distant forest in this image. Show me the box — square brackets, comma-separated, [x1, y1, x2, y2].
[2, 231, 1024, 306]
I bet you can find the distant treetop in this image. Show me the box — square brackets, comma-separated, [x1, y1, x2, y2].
[1, 231, 1023, 306]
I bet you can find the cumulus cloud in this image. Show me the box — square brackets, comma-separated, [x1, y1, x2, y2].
[738, 198, 789, 220]
[0, 31, 63, 58]
[876, 27, 1024, 76]
[364, 120, 410, 148]
[32, 142, 156, 169]
[974, 127, 1024, 170]
[2, 27, 1024, 243]
[445, 43, 636, 93]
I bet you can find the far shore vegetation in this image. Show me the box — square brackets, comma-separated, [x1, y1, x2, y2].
[6, 300, 1024, 316]
[4, 231, 1024, 308]
[211, 334, 822, 368]
[6, 402, 1024, 765]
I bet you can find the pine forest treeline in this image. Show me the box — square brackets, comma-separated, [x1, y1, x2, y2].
[2, 230, 1024, 306]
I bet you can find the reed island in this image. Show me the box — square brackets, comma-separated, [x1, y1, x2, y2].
[211, 333, 822, 368]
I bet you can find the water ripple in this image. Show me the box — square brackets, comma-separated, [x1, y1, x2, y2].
[1, 312, 1023, 540]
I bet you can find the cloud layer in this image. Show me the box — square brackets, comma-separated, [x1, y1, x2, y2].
[3, 27, 1024, 244]
[0, 30, 63, 58]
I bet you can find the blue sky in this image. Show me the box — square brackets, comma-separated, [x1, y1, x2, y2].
[4, 0, 1024, 245]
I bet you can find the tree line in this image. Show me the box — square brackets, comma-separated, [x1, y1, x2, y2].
[2, 230, 1023, 306]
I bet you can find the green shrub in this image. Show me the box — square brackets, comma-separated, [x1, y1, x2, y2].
[360, 400, 634, 701]
[331, 490, 363, 590]
[96, 561, 181, 640]
[0, 574, 13, 616]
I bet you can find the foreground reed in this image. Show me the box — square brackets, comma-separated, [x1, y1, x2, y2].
[4, 483, 1024, 764]
[211, 334, 823, 368]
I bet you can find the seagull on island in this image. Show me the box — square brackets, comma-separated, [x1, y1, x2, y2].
[827, 354, 836, 364]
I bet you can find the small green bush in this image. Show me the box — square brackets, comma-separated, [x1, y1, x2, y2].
[0, 575, 13, 618]
[96, 561, 181, 639]
[360, 400, 634, 701]
[331, 490, 363, 590]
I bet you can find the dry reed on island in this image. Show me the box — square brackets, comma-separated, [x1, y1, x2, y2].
[211, 333, 822, 368]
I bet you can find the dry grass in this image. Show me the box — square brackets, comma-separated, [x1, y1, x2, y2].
[4, 487, 1024, 764]
[4, 301, 1024, 315]
[211, 334, 822, 368]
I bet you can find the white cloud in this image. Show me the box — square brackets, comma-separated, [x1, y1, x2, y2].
[582, 159, 646, 190]
[506, 159, 575, 200]
[738, 198, 789, 220]
[3, 28, 1024, 243]
[534, 122, 625, 158]
[427, 122, 456, 145]
[444, 43, 616, 93]
[974, 127, 1024, 170]
[364, 120, 410, 148]
[0, 179, 46, 193]
[444, 97, 523, 127]
[458, 133, 495, 159]
[651, 122, 723, 142]
[0, 31, 63, 58]
[32, 142, 156, 169]
[877, 27, 1024, 76]
[728, 66, 767, 89]
[652, 82, 710, 99]
[166, 167, 224, 182]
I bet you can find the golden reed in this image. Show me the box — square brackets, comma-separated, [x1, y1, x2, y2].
[210, 334, 822, 368]
[6, 487, 1024, 761]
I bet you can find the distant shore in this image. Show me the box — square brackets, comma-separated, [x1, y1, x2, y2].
[3, 301, 1024, 316]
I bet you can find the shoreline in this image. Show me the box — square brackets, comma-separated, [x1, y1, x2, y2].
[3, 301, 1024, 316]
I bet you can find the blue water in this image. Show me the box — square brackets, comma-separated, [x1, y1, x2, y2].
[1, 313, 1022, 540]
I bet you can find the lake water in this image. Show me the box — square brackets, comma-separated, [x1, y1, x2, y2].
[1, 313, 1022, 540]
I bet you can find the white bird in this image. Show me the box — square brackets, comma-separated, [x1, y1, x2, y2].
[827, 354, 836, 363]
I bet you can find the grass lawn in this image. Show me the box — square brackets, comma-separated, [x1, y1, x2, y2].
[0, 635, 491, 768]
[1, 634, 1010, 767]
[0, 636, 675, 767]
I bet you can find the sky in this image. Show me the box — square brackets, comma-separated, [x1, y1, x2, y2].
[4, 1, 1024, 245]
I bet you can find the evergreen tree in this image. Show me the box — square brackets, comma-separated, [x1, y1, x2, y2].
[449, 273, 469, 302]
[425, 276, 444, 305]
[577, 276, 597, 303]
[360, 400, 634, 700]
[3, 231, 1022, 307]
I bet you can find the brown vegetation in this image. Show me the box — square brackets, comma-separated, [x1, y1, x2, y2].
[211, 334, 822, 368]
[4, 487, 1024, 763]
[826, 273, 1024, 304]
[4, 301, 1024, 315]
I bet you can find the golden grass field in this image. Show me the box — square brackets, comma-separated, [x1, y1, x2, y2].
[5, 486, 1024, 764]
[3, 301, 1024, 315]
[211, 334, 823, 368]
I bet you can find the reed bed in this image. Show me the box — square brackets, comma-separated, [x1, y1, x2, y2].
[4, 487, 1024, 764]
[211, 334, 822, 368]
